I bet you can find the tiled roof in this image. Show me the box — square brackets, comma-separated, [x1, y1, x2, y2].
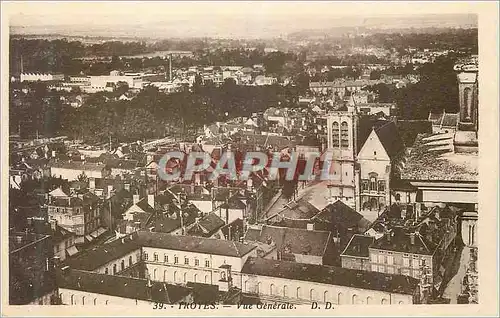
[57, 268, 191, 303]
[279, 200, 321, 220]
[137, 231, 256, 257]
[64, 235, 141, 271]
[341, 234, 375, 258]
[245, 225, 332, 257]
[314, 200, 366, 230]
[241, 257, 418, 295]
[49, 161, 106, 171]
[400, 133, 478, 181]
[187, 213, 225, 237]
[441, 113, 459, 128]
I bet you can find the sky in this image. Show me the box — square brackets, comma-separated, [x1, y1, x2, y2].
[5, 2, 478, 39]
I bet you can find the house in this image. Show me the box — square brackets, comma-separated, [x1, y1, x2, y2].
[46, 188, 104, 244]
[340, 234, 375, 271]
[357, 121, 405, 221]
[427, 110, 459, 134]
[185, 213, 225, 238]
[217, 197, 247, 224]
[49, 161, 111, 181]
[64, 230, 258, 292]
[243, 224, 336, 265]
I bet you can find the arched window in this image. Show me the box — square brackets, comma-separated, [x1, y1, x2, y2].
[366, 296, 372, 304]
[352, 294, 358, 304]
[82, 296, 85, 305]
[153, 268, 157, 280]
[395, 193, 401, 202]
[173, 271, 177, 282]
[59, 293, 63, 304]
[205, 275, 209, 283]
[310, 289, 316, 301]
[323, 291, 329, 302]
[257, 282, 262, 294]
[105, 300, 109, 305]
[270, 284, 275, 296]
[143, 252, 148, 261]
[340, 121, 349, 148]
[283, 285, 288, 298]
[183, 272, 187, 283]
[381, 298, 388, 305]
[70, 294, 75, 305]
[93, 298, 97, 305]
[164, 270, 168, 282]
[244, 280, 249, 293]
[296, 287, 302, 299]
[105, 268, 109, 275]
[338, 292, 343, 305]
[332, 122, 340, 147]
[194, 274, 198, 283]
[121, 260, 125, 271]
[221, 271, 226, 281]
[129, 255, 133, 267]
[113, 264, 117, 274]
[153, 253, 158, 262]
[398, 301, 404, 304]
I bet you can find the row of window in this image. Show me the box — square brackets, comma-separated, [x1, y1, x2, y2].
[370, 253, 424, 269]
[104, 255, 136, 275]
[148, 268, 218, 284]
[144, 252, 210, 268]
[247, 283, 402, 304]
[361, 179, 386, 193]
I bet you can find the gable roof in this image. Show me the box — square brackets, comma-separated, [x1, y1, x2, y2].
[186, 213, 225, 237]
[373, 121, 405, 159]
[341, 234, 375, 258]
[314, 200, 370, 232]
[245, 225, 332, 258]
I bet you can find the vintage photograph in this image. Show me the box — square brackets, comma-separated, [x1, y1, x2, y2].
[2, 1, 497, 315]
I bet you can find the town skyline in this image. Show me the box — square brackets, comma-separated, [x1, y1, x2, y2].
[8, 2, 477, 39]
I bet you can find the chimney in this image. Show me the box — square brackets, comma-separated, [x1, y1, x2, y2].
[133, 194, 140, 205]
[148, 194, 155, 209]
[410, 232, 415, 245]
[89, 178, 96, 189]
[307, 223, 315, 231]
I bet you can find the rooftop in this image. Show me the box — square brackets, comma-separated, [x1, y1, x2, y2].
[341, 234, 375, 258]
[244, 225, 332, 258]
[57, 268, 191, 303]
[400, 133, 478, 182]
[241, 257, 418, 295]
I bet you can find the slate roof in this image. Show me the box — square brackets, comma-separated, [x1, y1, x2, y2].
[373, 121, 405, 160]
[66, 231, 257, 271]
[136, 231, 256, 257]
[57, 268, 191, 303]
[314, 200, 369, 231]
[370, 228, 437, 255]
[241, 257, 418, 295]
[245, 225, 332, 258]
[341, 234, 375, 258]
[186, 213, 225, 237]
[280, 200, 321, 220]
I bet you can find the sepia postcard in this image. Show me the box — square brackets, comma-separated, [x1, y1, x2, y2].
[1, 1, 498, 317]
